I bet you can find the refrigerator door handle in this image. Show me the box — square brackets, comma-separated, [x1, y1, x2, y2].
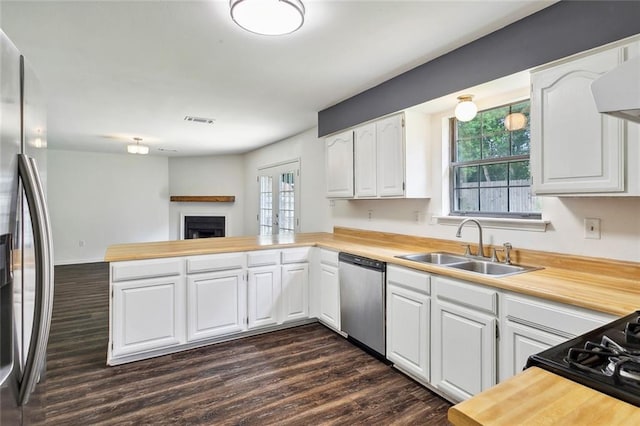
[16, 154, 54, 406]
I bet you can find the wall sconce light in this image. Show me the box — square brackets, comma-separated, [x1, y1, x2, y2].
[455, 95, 478, 122]
[504, 112, 527, 131]
[127, 137, 149, 155]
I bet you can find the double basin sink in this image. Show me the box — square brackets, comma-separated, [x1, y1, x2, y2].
[395, 252, 540, 277]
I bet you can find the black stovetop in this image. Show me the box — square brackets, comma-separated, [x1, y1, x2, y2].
[526, 310, 640, 407]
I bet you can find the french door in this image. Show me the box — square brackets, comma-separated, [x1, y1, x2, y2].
[258, 161, 300, 236]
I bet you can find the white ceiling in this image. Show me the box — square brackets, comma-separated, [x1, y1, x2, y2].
[0, 0, 555, 156]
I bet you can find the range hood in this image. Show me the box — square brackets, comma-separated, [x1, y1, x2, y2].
[591, 56, 640, 124]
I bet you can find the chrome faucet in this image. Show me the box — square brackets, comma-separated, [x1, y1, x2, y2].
[456, 218, 486, 258]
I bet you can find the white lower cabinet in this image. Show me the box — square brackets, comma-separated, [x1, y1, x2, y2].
[111, 276, 186, 359]
[318, 250, 340, 331]
[281, 263, 309, 323]
[186, 270, 247, 342]
[431, 276, 498, 402]
[247, 265, 282, 329]
[386, 266, 430, 382]
[500, 292, 614, 381]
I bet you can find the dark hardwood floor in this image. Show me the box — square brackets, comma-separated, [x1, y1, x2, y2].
[29, 262, 451, 425]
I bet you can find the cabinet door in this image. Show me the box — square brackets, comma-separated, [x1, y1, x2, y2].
[354, 123, 377, 197]
[531, 47, 625, 194]
[432, 300, 496, 402]
[386, 284, 430, 381]
[376, 114, 405, 197]
[502, 320, 566, 380]
[281, 263, 309, 323]
[325, 130, 354, 198]
[186, 270, 246, 342]
[247, 266, 281, 329]
[319, 263, 340, 331]
[112, 276, 185, 358]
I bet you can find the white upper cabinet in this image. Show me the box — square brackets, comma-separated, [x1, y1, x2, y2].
[327, 110, 430, 199]
[531, 43, 638, 195]
[354, 123, 377, 197]
[376, 114, 405, 197]
[325, 130, 354, 198]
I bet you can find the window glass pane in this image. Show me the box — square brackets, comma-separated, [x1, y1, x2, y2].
[509, 161, 531, 185]
[481, 105, 509, 135]
[480, 187, 508, 212]
[259, 175, 273, 236]
[454, 188, 479, 212]
[509, 187, 540, 213]
[456, 138, 481, 162]
[511, 129, 530, 155]
[480, 163, 508, 187]
[457, 116, 482, 139]
[455, 165, 479, 188]
[278, 170, 296, 235]
[482, 132, 510, 159]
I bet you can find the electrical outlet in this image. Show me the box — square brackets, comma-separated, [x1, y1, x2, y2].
[368, 210, 373, 221]
[584, 218, 601, 239]
[79, 240, 86, 247]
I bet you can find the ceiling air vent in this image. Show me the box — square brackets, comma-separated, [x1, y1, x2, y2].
[184, 116, 215, 125]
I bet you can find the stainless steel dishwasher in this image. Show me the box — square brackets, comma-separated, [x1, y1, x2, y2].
[338, 252, 386, 358]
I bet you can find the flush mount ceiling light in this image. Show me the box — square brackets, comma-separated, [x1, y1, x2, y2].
[455, 95, 478, 122]
[230, 0, 305, 36]
[127, 137, 149, 155]
[504, 112, 527, 131]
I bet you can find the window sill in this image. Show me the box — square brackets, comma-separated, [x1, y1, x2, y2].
[434, 216, 550, 232]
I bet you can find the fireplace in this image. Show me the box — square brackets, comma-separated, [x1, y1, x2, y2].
[183, 215, 226, 239]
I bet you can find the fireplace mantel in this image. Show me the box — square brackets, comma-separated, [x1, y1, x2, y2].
[170, 196, 235, 203]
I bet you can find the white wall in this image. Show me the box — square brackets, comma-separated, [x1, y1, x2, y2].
[243, 128, 331, 235]
[168, 155, 245, 239]
[331, 90, 640, 263]
[48, 149, 170, 264]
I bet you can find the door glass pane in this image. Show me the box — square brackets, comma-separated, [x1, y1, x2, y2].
[279, 171, 295, 235]
[259, 175, 272, 236]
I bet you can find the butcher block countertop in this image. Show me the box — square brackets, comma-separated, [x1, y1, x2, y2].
[105, 227, 640, 422]
[105, 227, 640, 317]
[448, 367, 640, 425]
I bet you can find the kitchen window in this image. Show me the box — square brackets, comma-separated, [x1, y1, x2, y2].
[450, 100, 541, 218]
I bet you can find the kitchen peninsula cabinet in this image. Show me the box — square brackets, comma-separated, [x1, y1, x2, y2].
[247, 250, 282, 329]
[386, 265, 431, 382]
[186, 253, 247, 342]
[431, 276, 498, 402]
[110, 258, 186, 361]
[531, 42, 639, 195]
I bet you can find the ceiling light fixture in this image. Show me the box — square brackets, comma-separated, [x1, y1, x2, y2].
[230, 0, 305, 36]
[454, 95, 478, 122]
[127, 137, 149, 155]
[504, 112, 527, 131]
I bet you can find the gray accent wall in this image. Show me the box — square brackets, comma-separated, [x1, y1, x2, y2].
[318, 1, 640, 137]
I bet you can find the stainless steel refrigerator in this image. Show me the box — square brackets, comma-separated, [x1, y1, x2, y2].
[0, 30, 54, 425]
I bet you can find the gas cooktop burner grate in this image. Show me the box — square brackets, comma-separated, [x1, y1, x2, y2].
[565, 336, 640, 386]
[526, 310, 640, 407]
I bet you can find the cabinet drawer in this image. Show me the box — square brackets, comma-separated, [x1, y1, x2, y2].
[434, 276, 497, 315]
[504, 294, 611, 338]
[319, 249, 339, 267]
[112, 258, 183, 282]
[387, 265, 430, 294]
[247, 250, 280, 267]
[281, 247, 311, 264]
[186, 253, 245, 274]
